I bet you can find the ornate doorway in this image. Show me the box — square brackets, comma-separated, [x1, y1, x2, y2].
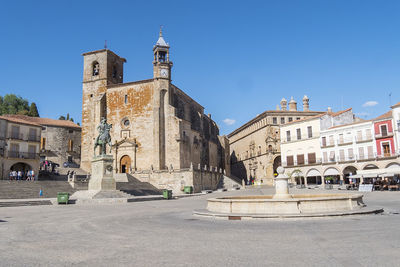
[120, 155, 131, 173]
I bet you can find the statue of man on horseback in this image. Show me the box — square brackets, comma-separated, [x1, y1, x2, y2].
[94, 117, 112, 156]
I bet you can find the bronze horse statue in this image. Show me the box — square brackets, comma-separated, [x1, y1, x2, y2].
[94, 118, 112, 156]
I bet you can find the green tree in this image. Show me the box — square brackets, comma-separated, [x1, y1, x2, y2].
[28, 102, 40, 117]
[59, 115, 66, 120]
[0, 94, 29, 115]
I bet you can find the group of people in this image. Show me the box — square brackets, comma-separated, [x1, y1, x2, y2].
[372, 177, 400, 190]
[9, 170, 36, 181]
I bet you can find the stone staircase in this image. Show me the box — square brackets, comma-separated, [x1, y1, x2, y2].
[116, 173, 162, 196]
[218, 174, 242, 190]
[0, 180, 77, 199]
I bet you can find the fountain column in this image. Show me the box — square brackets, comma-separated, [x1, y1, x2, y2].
[273, 166, 292, 199]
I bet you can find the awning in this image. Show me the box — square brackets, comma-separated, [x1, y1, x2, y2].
[307, 169, 321, 177]
[324, 168, 339, 176]
[356, 167, 400, 178]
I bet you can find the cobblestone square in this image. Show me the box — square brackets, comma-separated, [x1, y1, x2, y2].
[0, 188, 399, 266]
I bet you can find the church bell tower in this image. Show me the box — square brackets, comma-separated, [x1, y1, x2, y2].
[153, 28, 173, 80]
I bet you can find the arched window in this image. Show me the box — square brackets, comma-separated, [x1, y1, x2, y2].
[92, 61, 100, 76]
[112, 65, 117, 78]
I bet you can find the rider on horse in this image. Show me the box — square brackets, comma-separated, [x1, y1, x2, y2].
[94, 117, 112, 156]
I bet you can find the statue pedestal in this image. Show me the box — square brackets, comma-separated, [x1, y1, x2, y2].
[70, 154, 132, 204]
[89, 155, 115, 191]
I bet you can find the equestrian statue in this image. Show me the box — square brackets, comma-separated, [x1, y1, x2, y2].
[94, 117, 112, 156]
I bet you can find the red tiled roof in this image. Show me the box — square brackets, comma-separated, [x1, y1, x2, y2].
[373, 110, 392, 121]
[0, 115, 41, 127]
[1, 115, 81, 129]
[391, 101, 400, 108]
[330, 108, 352, 117]
[328, 119, 370, 129]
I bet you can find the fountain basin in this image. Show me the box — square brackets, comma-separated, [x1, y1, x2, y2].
[193, 193, 383, 218]
[207, 194, 366, 214]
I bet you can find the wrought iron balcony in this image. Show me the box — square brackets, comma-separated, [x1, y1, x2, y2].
[7, 151, 39, 159]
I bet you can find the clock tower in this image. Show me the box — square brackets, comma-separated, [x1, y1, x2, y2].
[153, 28, 173, 80]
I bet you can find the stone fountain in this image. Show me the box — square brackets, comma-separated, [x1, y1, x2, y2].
[194, 167, 383, 219]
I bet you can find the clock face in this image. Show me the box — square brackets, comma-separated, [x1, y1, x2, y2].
[160, 69, 168, 77]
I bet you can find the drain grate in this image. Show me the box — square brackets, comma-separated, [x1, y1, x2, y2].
[228, 216, 241, 220]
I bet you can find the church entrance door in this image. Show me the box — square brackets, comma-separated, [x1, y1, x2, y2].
[120, 155, 131, 173]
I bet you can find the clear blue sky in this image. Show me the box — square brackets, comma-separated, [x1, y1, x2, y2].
[1, 0, 399, 135]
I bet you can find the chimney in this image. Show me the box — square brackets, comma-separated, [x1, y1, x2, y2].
[303, 95, 309, 111]
[327, 107, 332, 113]
[288, 97, 297, 111]
[208, 113, 211, 119]
[280, 98, 287, 111]
[276, 104, 280, 111]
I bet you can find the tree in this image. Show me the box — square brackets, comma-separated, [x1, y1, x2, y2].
[59, 115, 66, 120]
[66, 113, 70, 120]
[28, 102, 39, 117]
[0, 94, 29, 115]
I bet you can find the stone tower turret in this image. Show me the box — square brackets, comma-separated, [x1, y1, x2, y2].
[303, 95, 309, 111]
[288, 97, 297, 111]
[280, 98, 287, 111]
[80, 49, 126, 172]
[152, 28, 173, 170]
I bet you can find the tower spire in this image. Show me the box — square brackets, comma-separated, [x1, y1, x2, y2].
[159, 25, 163, 37]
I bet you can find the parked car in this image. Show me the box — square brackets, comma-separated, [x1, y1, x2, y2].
[63, 162, 80, 168]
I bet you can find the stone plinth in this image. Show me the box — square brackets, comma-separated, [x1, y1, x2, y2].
[273, 166, 291, 199]
[89, 155, 115, 191]
[71, 155, 131, 204]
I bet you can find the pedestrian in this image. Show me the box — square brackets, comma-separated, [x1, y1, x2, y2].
[31, 170, 35, 181]
[9, 171, 13, 180]
[17, 170, 22, 181]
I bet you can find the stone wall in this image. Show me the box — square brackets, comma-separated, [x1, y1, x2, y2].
[130, 165, 223, 194]
[42, 126, 81, 166]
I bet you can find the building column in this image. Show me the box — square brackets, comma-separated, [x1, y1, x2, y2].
[304, 176, 308, 186]
[321, 176, 325, 185]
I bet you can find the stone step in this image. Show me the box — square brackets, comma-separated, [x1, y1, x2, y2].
[0, 181, 77, 199]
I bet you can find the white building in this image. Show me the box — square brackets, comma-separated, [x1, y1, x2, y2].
[391, 101, 400, 154]
[0, 115, 42, 179]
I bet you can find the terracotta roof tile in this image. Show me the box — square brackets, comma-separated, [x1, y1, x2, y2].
[391, 101, 400, 108]
[373, 110, 392, 121]
[0, 115, 41, 127]
[2, 115, 81, 129]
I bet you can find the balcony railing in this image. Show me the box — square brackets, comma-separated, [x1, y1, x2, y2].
[8, 132, 24, 140]
[27, 135, 41, 142]
[8, 151, 39, 159]
[375, 132, 394, 139]
[7, 132, 40, 142]
[337, 139, 353, 146]
[355, 137, 373, 143]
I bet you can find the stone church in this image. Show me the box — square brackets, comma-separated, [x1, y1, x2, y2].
[81, 31, 230, 193]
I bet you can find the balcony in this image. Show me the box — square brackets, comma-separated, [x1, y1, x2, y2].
[376, 152, 398, 159]
[7, 151, 39, 159]
[7, 132, 24, 140]
[337, 139, 353, 146]
[27, 135, 41, 142]
[7, 132, 40, 142]
[375, 132, 394, 139]
[321, 143, 335, 148]
[355, 137, 373, 144]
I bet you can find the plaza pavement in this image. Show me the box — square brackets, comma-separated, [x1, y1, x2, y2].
[0, 187, 399, 266]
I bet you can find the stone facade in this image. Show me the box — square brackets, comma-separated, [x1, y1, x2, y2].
[0, 115, 41, 179]
[280, 108, 400, 185]
[81, 31, 229, 192]
[228, 96, 323, 185]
